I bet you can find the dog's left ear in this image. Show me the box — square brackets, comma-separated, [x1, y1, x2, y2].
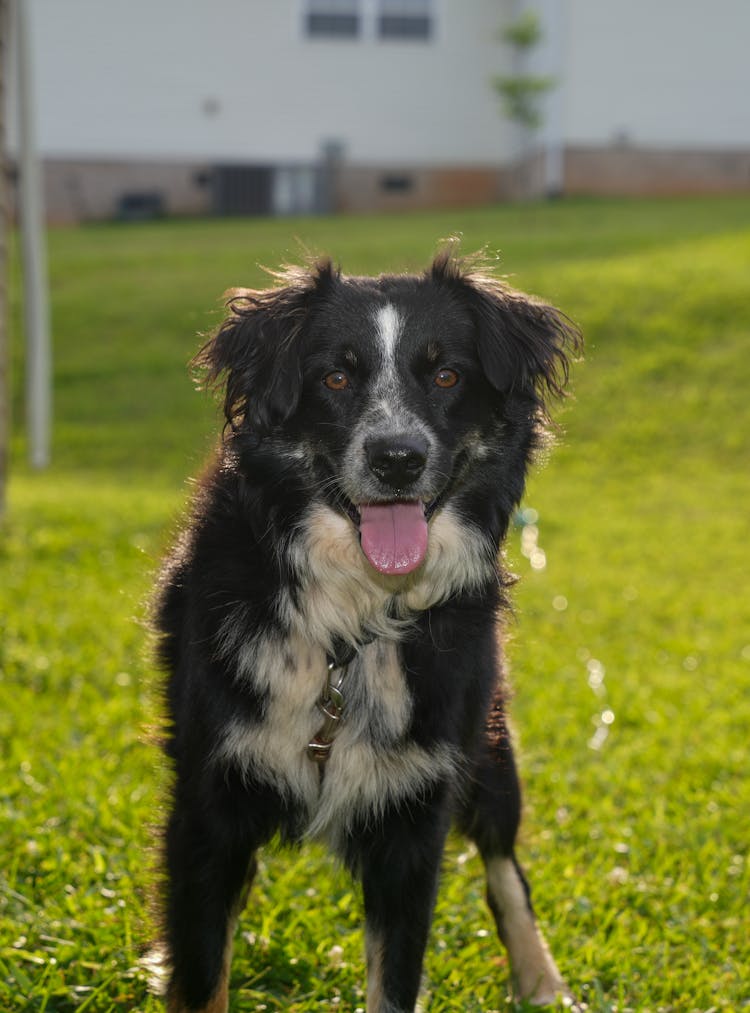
[432, 252, 581, 410]
[473, 281, 581, 407]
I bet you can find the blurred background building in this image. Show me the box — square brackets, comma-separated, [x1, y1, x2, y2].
[4, 0, 750, 223]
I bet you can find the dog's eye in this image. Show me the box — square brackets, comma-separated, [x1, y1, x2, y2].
[434, 368, 459, 389]
[323, 371, 350, 391]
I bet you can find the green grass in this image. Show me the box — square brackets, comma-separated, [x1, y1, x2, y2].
[2, 195, 749, 1011]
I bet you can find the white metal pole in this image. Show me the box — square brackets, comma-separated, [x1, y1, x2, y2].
[15, 0, 51, 468]
[543, 0, 566, 197]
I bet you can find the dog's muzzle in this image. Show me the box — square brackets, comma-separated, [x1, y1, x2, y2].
[343, 435, 430, 577]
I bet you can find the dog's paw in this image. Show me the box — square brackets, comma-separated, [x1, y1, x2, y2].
[523, 990, 587, 1012]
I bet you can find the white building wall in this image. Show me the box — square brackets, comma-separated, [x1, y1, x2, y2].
[7, 0, 750, 216]
[563, 0, 750, 149]
[12, 0, 514, 167]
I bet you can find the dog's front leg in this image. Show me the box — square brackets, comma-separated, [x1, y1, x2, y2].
[355, 792, 450, 1013]
[458, 692, 570, 1007]
[162, 796, 258, 1013]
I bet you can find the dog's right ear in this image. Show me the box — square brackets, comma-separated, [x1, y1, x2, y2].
[194, 259, 337, 437]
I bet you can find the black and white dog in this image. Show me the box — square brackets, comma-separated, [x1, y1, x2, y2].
[152, 247, 580, 1012]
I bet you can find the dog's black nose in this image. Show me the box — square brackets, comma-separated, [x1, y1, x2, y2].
[366, 436, 428, 490]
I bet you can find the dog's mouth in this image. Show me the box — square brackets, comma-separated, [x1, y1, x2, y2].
[323, 450, 466, 577]
[344, 496, 445, 576]
[358, 501, 428, 576]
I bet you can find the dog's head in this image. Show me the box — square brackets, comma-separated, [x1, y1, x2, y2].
[196, 248, 580, 576]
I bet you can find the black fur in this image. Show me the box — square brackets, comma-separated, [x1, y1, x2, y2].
[152, 247, 580, 1012]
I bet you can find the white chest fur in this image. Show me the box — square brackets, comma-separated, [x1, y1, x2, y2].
[217, 634, 458, 845]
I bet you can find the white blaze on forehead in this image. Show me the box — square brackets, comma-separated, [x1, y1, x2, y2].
[374, 303, 403, 366]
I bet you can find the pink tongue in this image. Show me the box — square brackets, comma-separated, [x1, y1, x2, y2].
[359, 502, 428, 575]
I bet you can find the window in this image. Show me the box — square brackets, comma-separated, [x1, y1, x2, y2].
[377, 0, 432, 40]
[304, 0, 433, 41]
[306, 0, 361, 38]
[380, 174, 414, 193]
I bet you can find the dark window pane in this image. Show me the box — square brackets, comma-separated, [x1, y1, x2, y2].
[380, 174, 414, 192]
[307, 13, 360, 37]
[378, 15, 431, 39]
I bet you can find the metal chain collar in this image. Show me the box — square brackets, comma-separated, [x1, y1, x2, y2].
[307, 655, 348, 764]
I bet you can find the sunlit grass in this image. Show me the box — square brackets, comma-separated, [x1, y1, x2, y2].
[2, 195, 749, 1010]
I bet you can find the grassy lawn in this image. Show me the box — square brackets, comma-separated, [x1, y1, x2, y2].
[1, 195, 749, 1011]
